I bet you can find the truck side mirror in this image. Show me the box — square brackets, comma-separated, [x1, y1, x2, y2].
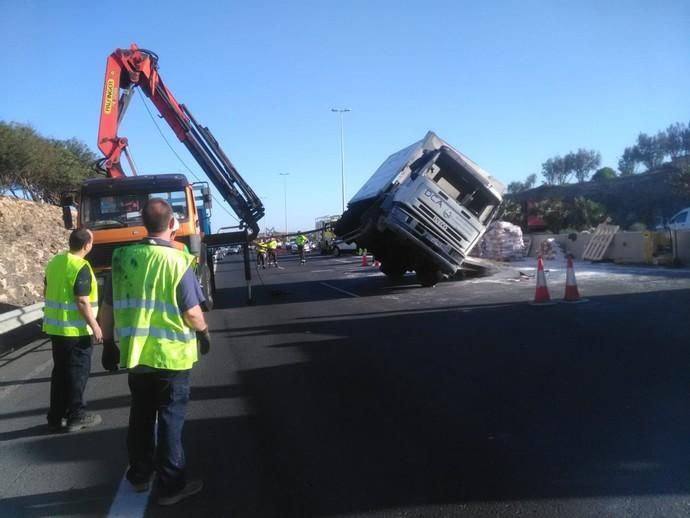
[62, 205, 77, 229]
[60, 193, 78, 230]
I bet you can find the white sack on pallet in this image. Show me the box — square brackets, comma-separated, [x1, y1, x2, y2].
[478, 221, 526, 261]
[539, 238, 565, 261]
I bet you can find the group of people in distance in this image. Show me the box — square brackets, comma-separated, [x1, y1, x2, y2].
[256, 232, 309, 268]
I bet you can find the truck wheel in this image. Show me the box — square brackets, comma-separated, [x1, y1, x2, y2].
[200, 264, 214, 312]
[416, 267, 443, 287]
[333, 246, 341, 257]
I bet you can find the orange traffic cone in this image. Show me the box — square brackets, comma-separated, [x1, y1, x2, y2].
[563, 255, 587, 303]
[361, 253, 369, 267]
[532, 256, 552, 305]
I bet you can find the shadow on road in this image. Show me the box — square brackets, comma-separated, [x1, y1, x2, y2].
[215, 288, 690, 516]
[0, 383, 247, 434]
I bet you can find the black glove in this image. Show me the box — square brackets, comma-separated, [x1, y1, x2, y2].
[101, 338, 120, 371]
[197, 328, 211, 355]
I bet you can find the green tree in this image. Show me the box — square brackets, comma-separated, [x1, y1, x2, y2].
[682, 121, 690, 156]
[541, 156, 571, 185]
[568, 197, 607, 229]
[635, 132, 665, 171]
[0, 121, 97, 203]
[591, 166, 618, 181]
[618, 146, 638, 176]
[533, 198, 568, 233]
[498, 199, 523, 226]
[664, 123, 685, 159]
[530, 197, 607, 233]
[507, 173, 537, 194]
[670, 160, 690, 195]
[567, 149, 601, 183]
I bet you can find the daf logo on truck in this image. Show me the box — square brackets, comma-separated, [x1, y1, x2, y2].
[103, 79, 115, 114]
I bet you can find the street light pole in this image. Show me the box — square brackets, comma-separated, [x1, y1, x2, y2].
[279, 173, 289, 240]
[330, 108, 351, 213]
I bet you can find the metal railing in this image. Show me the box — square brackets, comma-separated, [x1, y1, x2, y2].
[0, 302, 44, 335]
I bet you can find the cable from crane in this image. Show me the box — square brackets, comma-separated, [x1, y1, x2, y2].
[136, 88, 240, 224]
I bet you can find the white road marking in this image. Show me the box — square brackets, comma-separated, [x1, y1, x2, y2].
[107, 471, 150, 518]
[319, 282, 360, 298]
[0, 358, 53, 401]
[309, 269, 334, 273]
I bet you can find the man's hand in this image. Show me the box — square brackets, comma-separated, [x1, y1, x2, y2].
[91, 323, 104, 344]
[101, 338, 120, 371]
[196, 328, 211, 355]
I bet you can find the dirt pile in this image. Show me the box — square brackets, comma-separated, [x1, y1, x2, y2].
[0, 196, 71, 306]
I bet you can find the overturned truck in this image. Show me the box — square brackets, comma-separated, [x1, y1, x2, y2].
[335, 131, 504, 286]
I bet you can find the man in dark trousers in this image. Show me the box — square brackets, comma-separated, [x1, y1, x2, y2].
[99, 198, 212, 506]
[43, 228, 102, 433]
[295, 231, 308, 264]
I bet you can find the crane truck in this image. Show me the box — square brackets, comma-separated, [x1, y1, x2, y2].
[62, 44, 264, 307]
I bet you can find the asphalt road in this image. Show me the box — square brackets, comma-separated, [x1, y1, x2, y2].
[1, 250, 690, 517]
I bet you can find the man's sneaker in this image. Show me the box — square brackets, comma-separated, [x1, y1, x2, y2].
[66, 413, 102, 432]
[47, 418, 66, 433]
[158, 480, 203, 506]
[130, 474, 155, 493]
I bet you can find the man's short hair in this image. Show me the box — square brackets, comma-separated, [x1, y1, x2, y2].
[142, 198, 173, 234]
[69, 228, 92, 251]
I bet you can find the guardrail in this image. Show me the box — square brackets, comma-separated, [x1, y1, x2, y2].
[0, 302, 44, 335]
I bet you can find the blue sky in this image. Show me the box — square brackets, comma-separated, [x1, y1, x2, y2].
[1, 0, 688, 233]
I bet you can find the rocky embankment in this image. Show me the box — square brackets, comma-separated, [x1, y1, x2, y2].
[0, 196, 71, 307]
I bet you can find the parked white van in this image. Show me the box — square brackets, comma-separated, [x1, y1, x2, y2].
[667, 208, 690, 230]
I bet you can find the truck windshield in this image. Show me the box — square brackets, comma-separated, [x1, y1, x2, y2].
[82, 191, 188, 229]
[427, 153, 499, 224]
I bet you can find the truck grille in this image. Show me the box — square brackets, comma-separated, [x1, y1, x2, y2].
[416, 203, 469, 244]
[393, 204, 467, 263]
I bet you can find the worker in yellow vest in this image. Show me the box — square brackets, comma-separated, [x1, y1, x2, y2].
[295, 232, 308, 264]
[99, 198, 209, 506]
[256, 239, 268, 268]
[267, 237, 278, 267]
[43, 228, 102, 433]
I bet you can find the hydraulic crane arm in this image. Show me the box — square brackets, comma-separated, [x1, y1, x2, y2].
[97, 43, 264, 237]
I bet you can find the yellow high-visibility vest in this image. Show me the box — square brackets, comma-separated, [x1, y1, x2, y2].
[43, 252, 98, 337]
[112, 244, 197, 370]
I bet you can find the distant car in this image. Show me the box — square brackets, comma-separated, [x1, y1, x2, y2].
[228, 244, 241, 254]
[332, 239, 357, 256]
[666, 208, 690, 230]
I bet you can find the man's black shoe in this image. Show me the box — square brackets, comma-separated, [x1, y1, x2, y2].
[66, 412, 102, 432]
[158, 480, 203, 506]
[47, 418, 66, 433]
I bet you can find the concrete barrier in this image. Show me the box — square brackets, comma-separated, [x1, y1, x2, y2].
[525, 230, 690, 265]
[0, 302, 44, 335]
